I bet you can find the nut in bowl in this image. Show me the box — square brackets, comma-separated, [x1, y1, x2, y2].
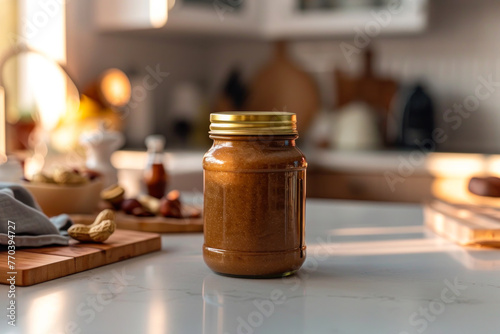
[23, 169, 104, 217]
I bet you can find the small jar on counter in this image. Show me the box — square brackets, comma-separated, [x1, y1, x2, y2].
[203, 112, 307, 278]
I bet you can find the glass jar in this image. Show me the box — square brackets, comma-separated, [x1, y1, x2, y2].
[203, 112, 307, 278]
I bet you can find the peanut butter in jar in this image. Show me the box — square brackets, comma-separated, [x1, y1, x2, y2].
[203, 112, 307, 278]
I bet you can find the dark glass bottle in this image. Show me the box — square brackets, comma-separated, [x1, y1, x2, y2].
[143, 135, 168, 199]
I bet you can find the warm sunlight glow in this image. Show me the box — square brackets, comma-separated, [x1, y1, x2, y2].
[145, 266, 168, 334]
[28, 55, 67, 130]
[328, 226, 424, 236]
[148, 292, 167, 334]
[426, 153, 487, 177]
[0, 86, 5, 160]
[100, 69, 132, 107]
[432, 178, 500, 207]
[308, 238, 458, 256]
[27, 291, 66, 334]
[150, 0, 168, 28]
[24, 152, 45, 178]
[19, 0, 67, 131]
[484, 156, 500, 177]
[24, 138, 47, 178]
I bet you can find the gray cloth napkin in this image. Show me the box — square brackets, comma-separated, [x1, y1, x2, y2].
[0, 183, 72, 247]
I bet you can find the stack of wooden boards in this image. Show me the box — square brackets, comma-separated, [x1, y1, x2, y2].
[424, 199, 500, 247]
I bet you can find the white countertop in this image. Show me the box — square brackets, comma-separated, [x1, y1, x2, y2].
[2, 199, 500, 334]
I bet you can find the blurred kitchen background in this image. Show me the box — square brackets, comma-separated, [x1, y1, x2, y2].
[2, 0, 500, 204]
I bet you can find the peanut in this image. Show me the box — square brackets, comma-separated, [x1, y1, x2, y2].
[100, 184, 125, 206]
[137, 194, 161, 214]
[68, 209, 116, 243]
[91, 209, 115, 229]
[53, 168, 88, 185]
[32, 172, 55, 184]
[89, 220, 115, 242]
[67, 225, 93, 242]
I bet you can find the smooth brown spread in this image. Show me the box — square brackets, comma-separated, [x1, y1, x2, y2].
[203, 135, 307, 277]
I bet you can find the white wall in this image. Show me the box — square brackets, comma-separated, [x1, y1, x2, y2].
[66, 0, 207, 142]
[376, 0, 500, 153]
[66, 0, 500, 153]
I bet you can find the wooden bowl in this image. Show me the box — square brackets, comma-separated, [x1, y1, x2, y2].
[23, 179, 103, 217]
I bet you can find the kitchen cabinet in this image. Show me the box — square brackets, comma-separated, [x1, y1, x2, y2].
[95, 0, 173, 31]
[307, 150, 435, 203]
[308, 169, 434, 203]
[260, 0, 428, 38]
[307, 150, 500, 204]
[95, 0, 428, 38]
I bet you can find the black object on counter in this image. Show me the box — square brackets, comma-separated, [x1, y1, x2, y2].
[398, 84, 435, 149]
[224, 68, 247, 110]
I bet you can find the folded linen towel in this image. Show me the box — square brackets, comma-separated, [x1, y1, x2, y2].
[0, 183, 72, 247]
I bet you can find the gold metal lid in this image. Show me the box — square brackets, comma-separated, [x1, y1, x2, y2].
[209, 112, 297, 135]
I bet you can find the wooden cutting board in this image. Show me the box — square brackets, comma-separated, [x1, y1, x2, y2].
[70, 212, 203, 233]
[244, 41, 320, 133]
[424, 200, 500, 247]
[0, 229, 161, 286]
